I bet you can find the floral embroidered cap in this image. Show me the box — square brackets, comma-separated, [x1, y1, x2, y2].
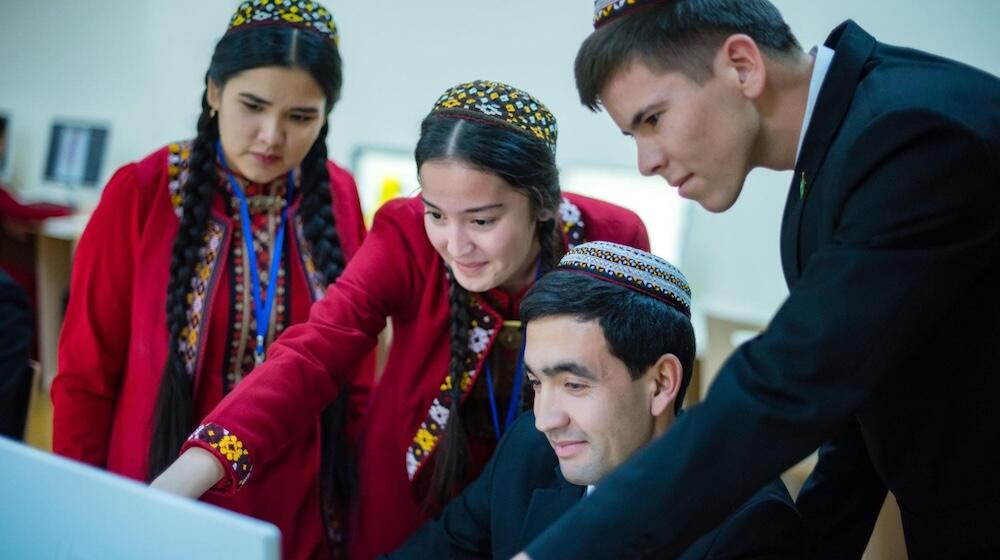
[558, 241, 692, 317]
[593, 0, 663, 29]
[227, 0, 339, 46]
[430, 80, 558, 156]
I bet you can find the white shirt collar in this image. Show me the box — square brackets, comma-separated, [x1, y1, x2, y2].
[794, 45, 836, 164]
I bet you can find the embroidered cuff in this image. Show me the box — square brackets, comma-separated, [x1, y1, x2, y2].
[185, 423, 254, 493]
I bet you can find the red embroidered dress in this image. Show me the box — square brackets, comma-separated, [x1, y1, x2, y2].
[53, 142, 372, 560]
[183, 192, 650, 559]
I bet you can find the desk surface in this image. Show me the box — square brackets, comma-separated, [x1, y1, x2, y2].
[37, 212, 91, 241]
[15, 184, 101, 211]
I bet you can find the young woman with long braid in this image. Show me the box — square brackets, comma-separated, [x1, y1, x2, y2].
[52, 3, 372, 559]
[152, 79, 650, 559]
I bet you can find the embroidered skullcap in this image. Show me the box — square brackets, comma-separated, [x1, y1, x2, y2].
[430, 80, 558, 156]
[558, 241, 691, 317]
[227, 0, 339, 46]
[593, 0, 663, 29]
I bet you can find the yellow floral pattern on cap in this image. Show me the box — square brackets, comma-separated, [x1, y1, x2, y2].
[431, 80, 558, 156]
[228, 0, 339, 46]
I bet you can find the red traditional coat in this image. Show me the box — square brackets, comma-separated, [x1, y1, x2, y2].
[184, 192, 649, 559]
[52, 142, 371, 560]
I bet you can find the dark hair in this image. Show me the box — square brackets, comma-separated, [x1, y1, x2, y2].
[414, 115, 563, 508]
[148, 25, 346, 481]
[521, 271, 695, 414]
[576, 0, 801, 110]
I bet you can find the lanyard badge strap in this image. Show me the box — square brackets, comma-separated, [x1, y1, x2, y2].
[484, 258, 543, 440]
[216, 141, 294, 365]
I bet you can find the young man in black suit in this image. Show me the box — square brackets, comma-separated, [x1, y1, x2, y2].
[515, 2, 1000, 559]
[387, 242, 806, 559]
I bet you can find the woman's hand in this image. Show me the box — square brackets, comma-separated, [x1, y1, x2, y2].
[150, 447, 225, 498]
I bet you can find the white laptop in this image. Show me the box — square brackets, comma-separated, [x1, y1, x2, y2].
[0, 436, 280, 559]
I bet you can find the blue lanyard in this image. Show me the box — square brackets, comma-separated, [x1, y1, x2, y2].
[483, 330, 527, 441]
[483, 258, 542, 440]
[217, 142, 294, 366]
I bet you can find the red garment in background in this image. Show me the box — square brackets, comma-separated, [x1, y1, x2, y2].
[0, 187, 73, 222]
[0, 185, 72, 357]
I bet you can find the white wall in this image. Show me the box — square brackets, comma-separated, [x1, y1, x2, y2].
[2, 0, 998, 322]
[685, 0, 1000, 323]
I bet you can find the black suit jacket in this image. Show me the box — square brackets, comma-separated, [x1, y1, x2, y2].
[522, 21, 1000, 560]
[386, 413, 805, 559]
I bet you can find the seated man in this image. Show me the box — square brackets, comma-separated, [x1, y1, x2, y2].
[387, 241, 806, 559]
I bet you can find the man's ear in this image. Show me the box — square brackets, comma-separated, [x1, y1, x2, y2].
[649, 353, 683, 417]
[206, 78, 223, 112]
[714, 33, 767, 100]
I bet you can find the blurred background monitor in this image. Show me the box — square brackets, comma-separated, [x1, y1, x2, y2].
[0, 436, 280, 560]
[43, 120, 109, 187]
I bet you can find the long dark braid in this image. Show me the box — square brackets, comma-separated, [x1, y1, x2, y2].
[536, 218, 562, 273]
[147, 24, 344, 481]
[427, 269, 472, 507]
[148, 97, 219, 480]
[416, 114, 562, 509]
[299, 122, 346, 282]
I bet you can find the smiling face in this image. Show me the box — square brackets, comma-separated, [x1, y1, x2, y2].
[420, 160, 543, 294]
[526, 316, 668, 486]
[208, 66, 327, 184]
[600, 57, 761, 213]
